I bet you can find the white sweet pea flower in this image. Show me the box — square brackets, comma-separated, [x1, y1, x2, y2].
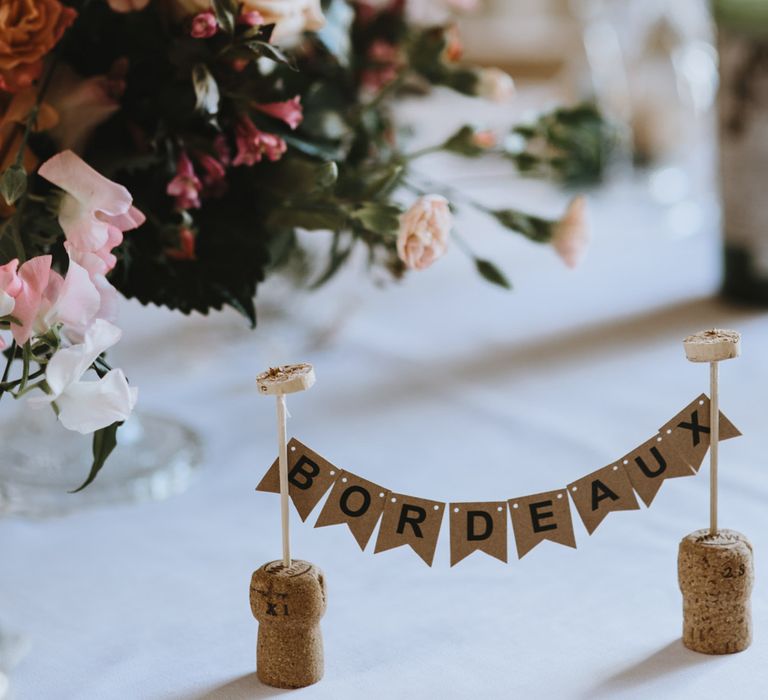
[42, 319, 138, 434]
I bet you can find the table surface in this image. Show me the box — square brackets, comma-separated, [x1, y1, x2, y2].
[2, 89, 767, 700]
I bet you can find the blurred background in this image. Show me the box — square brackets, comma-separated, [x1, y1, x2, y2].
[3, 0, 768, 698]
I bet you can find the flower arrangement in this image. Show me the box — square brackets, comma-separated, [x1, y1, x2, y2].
[0, 0, 614, 488]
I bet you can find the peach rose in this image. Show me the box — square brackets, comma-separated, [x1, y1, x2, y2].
[396, 195, 452, 270]
[0, 0, 77, 93]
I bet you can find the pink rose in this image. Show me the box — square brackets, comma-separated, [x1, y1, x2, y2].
[551, 196, 589, 269]
[253, 96, 303, 130]
[396, 195, 452, 270]
[190, 11, 218, 38]
[166, 151, 202, 209]
[232, 116, 287, 166]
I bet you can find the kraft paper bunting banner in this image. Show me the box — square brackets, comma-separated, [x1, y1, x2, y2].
[618, 433, 695, 507]
[659, 394, 741, 473]
[254, 392, 743, 567]
[508, 489, 576, 558]
[374, 493, 446, 566]
[568, 464, 640, 535]
[256, 438, 339, 521]
[449, 501, 508, 566]
[315, 471, 389, 550]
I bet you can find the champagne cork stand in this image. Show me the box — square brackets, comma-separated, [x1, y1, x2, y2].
[678, 330, 753, 654]
[252, 364, 326, 688]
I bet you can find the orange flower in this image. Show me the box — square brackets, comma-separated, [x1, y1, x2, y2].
[0, 88, 58, 169]
[0, 0, 77, 93]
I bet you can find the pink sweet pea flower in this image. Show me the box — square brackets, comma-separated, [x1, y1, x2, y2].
[253, 96, 303, 130]
[37, 150, 145, 258]
[166, 151, 202, 209]
[0, 259, 22, 317]
[9, 255, 100, 345]
[232, 117, 287, 166]
[190, 11, 218, 38]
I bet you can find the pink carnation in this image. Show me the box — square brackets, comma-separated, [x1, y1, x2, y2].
[253, 96, 303, 130]
[232, 117, 287, 167]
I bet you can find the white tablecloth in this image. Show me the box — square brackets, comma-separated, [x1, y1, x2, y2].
[2, 91, 767, 699]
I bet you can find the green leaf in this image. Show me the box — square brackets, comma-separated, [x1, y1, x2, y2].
[191, 63, 220, 115]
[70, 421, 121, 493]
[211, 0, 237, 34]
[243, 40, 297, 70]
[492, 209, 553, 243]
[349, 203, 402, 236]
[268, 203, 346, 231]
[267, 158, 338, 194]
[475, 259, 512, 289]
[0, 164, 27, 206]
[442, 125, 485, 157]
[310, 232, 354, 288]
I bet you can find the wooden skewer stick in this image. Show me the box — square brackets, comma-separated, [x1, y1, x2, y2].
[683, 330, 740, 535]
[257, 363, 316, 567]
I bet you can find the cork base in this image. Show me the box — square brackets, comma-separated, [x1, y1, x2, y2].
[250, 560, 327, 689]
[678, 529, 754, 654]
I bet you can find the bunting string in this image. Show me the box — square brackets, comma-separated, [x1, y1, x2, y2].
[256, 394, 741, 567]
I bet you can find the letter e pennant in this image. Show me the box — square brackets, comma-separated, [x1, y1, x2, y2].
[509, 489, 576, 558]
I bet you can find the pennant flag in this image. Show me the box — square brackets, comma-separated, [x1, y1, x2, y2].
[618, 433, 695, 507]
[449, 501, 508, 566]
[374, 493, 445, 566]
[256, 437, 340, 521]
[508, 489, 576, 558]
[568, 464, 640, 535]
[315, 471, 389, 550]
[659, 394, 741, 472]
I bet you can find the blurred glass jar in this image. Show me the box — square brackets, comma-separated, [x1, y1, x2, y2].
[575, 0, 718, 165]
[716, 0, 768, 302]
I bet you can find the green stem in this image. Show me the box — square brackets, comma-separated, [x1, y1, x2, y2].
[0, 340, 17, 401]
[20, 342, 30, 392]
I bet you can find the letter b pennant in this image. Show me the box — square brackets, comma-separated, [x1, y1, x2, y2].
[256, 438, 340, 521]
